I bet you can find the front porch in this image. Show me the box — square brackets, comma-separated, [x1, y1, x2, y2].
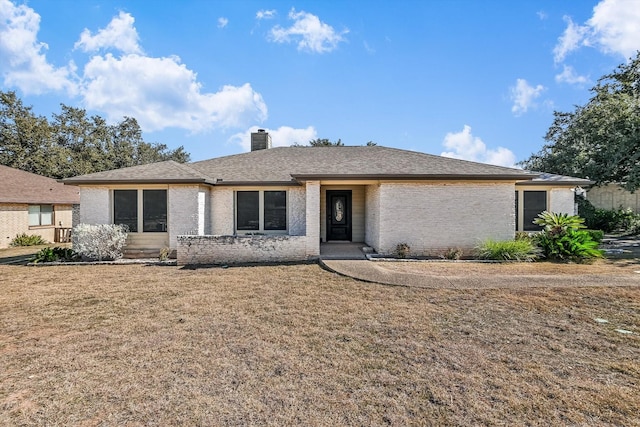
[320, 242, 372, 260]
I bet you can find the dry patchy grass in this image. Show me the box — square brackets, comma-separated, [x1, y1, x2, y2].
[0, 263, 639, 426]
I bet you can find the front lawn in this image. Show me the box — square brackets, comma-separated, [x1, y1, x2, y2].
[0, 264, 638, 425]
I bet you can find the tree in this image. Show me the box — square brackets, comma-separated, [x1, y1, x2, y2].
[0, 91, 191, 179]
[308, 138, 344, 147]
[520, 52, 640, 191]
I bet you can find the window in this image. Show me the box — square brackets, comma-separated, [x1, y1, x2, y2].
[143, 190, 167, 232]
[523, 191, 547, 231]
[114, 189, 167, 233]
[236, 190, 287, 233]
[264, 191, 287, 230]
[114, 190, 138, 232]
[28, 205, 53, 226]
[237, 191, 260, 230]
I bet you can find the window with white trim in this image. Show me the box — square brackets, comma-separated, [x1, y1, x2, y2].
[28, 205, 53, 226]
[516, 190, 547, 231]
[236, 190, 287, 233]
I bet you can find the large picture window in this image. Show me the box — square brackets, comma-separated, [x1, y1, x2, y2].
[143, 190, 167, 232]
[114, 190, 138, 232]
[114, 189, 167, 233]
[236, 190, 287, 233]
[523, 191, 547, 231]
[28, 205, 53, 226]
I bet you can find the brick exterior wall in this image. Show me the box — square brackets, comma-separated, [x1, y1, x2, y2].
[0, 204, 25, 248]
[168, 186, 202, 249]
[177, 235, 307, 265]
[305, 181, 320, 256]
[377, 181, 516, 257]
[80, 187, 110, 224]
[288, 186, 306, 235]
[550, 188, 577, 216]
[211, 188, 234, 235]
[0, 203, 74, 248]
[365, 184, 380, 249]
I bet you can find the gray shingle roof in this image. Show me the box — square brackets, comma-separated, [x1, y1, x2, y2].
[63, 146, 539, 185]
[518, 172, 594, 186]
[63, 160, 215, 185]
[0, 165, 80, 204]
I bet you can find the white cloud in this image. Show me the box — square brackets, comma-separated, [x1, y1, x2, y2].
[0, 0, 75, 94]
[269, 8, 348, 53]
[555, 64, 589, 85]
[440, 125, 517, 168]
[256, 9, 276, 20]
[74, 11, 142, 54]
[0, 2, 268, 134]
[510, 78, 545, 116]
[537, 11, 548, 20]
[81, 54, 267, 132]
[553, 16, 588, 63]
[553, 0, 640, 62]
[230, 125, 317, 151]
[217, 17, 228, 29]
[588, 0, 640, 58]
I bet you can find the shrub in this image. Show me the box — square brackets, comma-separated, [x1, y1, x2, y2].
[533, 211, 603, 261]
[31, 246, 79, 263]
[585, 229, 604, 243]
[395, 243, 410, 259]
[476, 239, 539, 262]
[578, 196, 640, 234]
[10, 233, 47, 247]
[441, 247, 463, 260]
[72, 224, 128, 261]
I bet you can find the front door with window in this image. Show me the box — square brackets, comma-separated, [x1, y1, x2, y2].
[326, 190, 352, 241]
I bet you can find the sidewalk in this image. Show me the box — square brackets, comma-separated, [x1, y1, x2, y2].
[320, 259, 640, 289]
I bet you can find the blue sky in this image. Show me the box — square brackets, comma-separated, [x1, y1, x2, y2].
[1, 0, 639, 165]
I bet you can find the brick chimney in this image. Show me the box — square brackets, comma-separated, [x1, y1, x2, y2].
[251, 129, 272, 151]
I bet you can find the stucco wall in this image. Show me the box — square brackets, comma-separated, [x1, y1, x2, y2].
[377, 182, 515, 256]
[365, 184, 380, 250]
[80, 187, 110, 224]
[588, 184, 640, 213]
[177, 235, 307, 265]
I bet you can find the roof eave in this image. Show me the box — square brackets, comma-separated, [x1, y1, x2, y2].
[62, 178, 214, 185]
[291, 173, 539, 181]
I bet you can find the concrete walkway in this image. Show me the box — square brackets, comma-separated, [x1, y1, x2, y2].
[320, 259, 640, 289]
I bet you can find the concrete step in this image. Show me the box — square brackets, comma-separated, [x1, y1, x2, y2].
[123, 248, 160, 259]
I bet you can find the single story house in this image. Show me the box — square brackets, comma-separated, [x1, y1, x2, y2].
[63, 130, 591, 264]
[0, 165, 80, 248]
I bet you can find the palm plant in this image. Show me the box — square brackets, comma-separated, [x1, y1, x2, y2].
[533, 211, 603, 261]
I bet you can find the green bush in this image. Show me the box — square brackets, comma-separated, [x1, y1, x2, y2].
[533, 211, 603, 261]
[10, 233, 47, 247]
[476, 239, 539, 262]
[31, 247, 79, 263]
[577, 196, 640, 234]
[585, 229, 604, 243]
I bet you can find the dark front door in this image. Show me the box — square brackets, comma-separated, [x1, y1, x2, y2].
[326, 190, 352, 241]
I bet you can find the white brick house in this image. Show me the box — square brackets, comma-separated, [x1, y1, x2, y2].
[64, 131, 591, 264]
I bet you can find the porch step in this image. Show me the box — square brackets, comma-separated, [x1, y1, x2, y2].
[123, 248, 161, 259]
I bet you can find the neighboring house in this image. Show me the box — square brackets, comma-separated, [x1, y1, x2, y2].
[588, 183, 640, 214]
[0, 165, 80, 248]
[63, 130, 588, 264]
